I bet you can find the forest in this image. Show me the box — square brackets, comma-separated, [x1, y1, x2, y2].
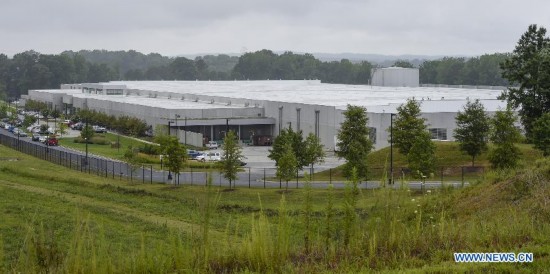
[0, 49, 509, 100]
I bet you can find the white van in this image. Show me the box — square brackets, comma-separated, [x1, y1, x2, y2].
[195, 152, 222, 162]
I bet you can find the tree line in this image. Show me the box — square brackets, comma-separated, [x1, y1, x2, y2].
[1, 49, 513, 102]
[419, 54, 510, 86]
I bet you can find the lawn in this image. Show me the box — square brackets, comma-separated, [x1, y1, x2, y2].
[314, 141, 544, 182]
[58, 132, 217, 170]
[0, 144, 549, 272]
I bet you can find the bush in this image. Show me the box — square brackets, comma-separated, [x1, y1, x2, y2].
[139, 144, 160, 155]
[91, 136, 110, 145]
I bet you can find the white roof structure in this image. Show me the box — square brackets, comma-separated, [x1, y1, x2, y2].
[70, 93, 245, 110]
[108, 80, 504, 110]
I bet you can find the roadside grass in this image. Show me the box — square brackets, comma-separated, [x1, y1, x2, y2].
[1, 144, 549, 272]
[315, 141, 544, 182]
[58, 132, 218, 170]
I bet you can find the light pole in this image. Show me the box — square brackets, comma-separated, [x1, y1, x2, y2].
[175, 114, 180, 141]
[184, 116, 187, 145]
[389, 113, 396, 185]
[226, 118, 229, 138]
[167, 121, 173, 136]
[85, 117, 89, 168]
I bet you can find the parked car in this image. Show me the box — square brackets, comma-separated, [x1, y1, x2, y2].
[205, 141, 219, 149]
[187, 149, 202, 160]
[44, 137, 58, 146]
[13, 129, 28, 137]
[195, 152, 221, 162]
[38, 135, 48, 143]
[71, 122, 83, 130]
[93, 125, 107, 133]
[31, 133, 41, 141]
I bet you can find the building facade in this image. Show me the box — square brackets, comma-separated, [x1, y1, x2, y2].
[22, 80, 507, 150]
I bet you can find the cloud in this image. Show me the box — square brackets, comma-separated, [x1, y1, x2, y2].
[1, 0, 549, 56]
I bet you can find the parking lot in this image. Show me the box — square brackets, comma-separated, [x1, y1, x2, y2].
[209, 145, 345, 171]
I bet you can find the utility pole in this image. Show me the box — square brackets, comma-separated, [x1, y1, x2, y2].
[389, 113, 396, 185]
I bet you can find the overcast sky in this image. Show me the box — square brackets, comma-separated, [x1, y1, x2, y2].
[2, 0, 549, 57]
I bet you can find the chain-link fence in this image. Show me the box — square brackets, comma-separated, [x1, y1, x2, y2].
[1, 131, 485, 189]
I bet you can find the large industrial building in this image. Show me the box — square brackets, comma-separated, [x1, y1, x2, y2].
[23, 79, 507, 150]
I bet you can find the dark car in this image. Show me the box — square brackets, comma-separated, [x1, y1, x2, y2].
[71, 123, 83, 130]
[187, 149, 202, 160]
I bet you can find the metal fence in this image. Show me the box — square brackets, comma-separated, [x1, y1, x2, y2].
[0, 131, 485, 189]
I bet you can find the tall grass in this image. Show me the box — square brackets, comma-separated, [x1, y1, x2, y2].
[2, 150, 549, 272]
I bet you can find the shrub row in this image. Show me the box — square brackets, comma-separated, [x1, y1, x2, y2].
[76, 109, 148, 137]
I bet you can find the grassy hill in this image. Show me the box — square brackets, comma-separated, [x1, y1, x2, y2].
[315, 141, 544, 181]
[0, 144, 548, 272]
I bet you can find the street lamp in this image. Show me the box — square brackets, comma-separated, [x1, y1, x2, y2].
[85, 117, 89, 168]
[389, 113, 396, 185]
[167, 121, 174, 136]
[85, 137, 89, 167]
[184, 116, 187, 145]
[175, 114, 180, 141]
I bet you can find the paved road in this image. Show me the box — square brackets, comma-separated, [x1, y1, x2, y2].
[0, 128, 469, 189]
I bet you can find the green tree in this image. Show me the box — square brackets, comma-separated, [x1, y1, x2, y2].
[500, 24, 550, 139]
[41, 108, 50, 126]
[0, 104, 7, 119]
[393, 60, 414, 68]
[453, 99, 491, 166]
[269, 127, 293, 165]
[57, 121, 68, 137]
[290, 129, 307, 169]
[123, 145, 139, 166]
[220, 130, 244, 189]
[269, 126, 306, 170]
[81, 124, 94, 141]
[22, 115, 37, 128]
[336, 105, 373, 179]
[392, 99, 427, 155]
[123, 145, 140, 181]
[39, 124, 49, 134]
[163, 136, 187, 184]
[532, 113, 550, 156]
[276, 142, 298, 190]
[489, 108, 522, 169]
[303, 132, 325, 176]
[407, 131, 436, 178]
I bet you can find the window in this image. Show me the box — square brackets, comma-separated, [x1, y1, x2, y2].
[369, 127, 377, 143]
[429, 128, 447, 140]
[106, 89, 123, 95]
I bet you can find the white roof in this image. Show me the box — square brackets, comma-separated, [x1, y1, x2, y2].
[107, 80, 504, 110]
[367, 99, 509, 114]
[71, 93, 245, 110]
